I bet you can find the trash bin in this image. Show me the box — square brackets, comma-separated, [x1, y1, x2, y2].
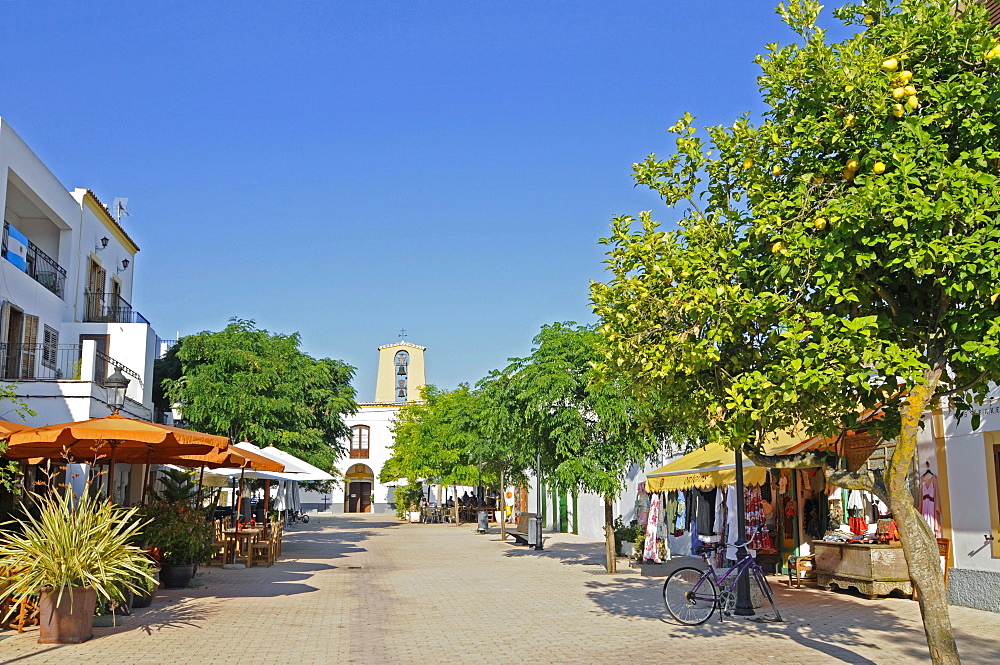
[477, 510, 489, 533]
[528, 517, 541, 548]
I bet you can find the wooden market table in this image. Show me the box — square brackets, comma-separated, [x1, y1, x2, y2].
[813, 540, 912, 599]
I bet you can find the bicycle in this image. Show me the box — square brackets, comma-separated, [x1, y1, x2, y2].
[286, 509, 310, 524]
[662, 528, 783, 625]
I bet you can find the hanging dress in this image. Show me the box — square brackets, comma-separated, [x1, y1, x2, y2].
[920, 472, 941, 537]
[643, 492, 663, 563]
[847, 490, 866, 535]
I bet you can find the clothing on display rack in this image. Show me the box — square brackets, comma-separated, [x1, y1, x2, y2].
[674, 490, 686, 534]
[695, 488, 718, 537]
[636, 485, 649, 528]
[847, 489, 866, 535]
[643, 491, 663, 563]
[920, 468, 941, 537]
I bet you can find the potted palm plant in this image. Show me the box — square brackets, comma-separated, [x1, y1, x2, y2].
[141, 468, 215, 588]
[0, 491, 155, 644]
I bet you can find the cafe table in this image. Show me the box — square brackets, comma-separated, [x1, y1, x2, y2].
[223, 527, 262, 566]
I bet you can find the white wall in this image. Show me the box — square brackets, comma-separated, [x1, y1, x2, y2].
[0, 117, 157, 425]
[942, 407, 1000, 574]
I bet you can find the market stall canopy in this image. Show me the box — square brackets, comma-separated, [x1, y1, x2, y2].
[2, 413, 229, 463]
[645, 429, 815, 493]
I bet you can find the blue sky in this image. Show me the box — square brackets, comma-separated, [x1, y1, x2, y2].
[0, 1, 853, 398]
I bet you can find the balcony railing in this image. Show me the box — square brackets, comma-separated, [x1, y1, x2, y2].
[0, 343, 82, 380]
[0, 342, 151, 420]
[83, 292, 149, 324]
[2, 221, 67, 299]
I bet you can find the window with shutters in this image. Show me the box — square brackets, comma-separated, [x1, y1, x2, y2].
[86, 258, 106, 320]
[20, 315, 38, 378]
[350, 425, 370, 459]
[42, 325, 58, 370]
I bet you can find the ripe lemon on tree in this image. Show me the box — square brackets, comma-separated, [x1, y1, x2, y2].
[873, 161, 887, 174]
[814, 217, 828, 230]
[904, 84, 917, 96]
[771, 241, 785, 253]
[845, 158, 859, 171]
[907, 95, 919, 109]
[881, 57, 899, 71]
[898, 70, 913, 83]
[742, 158, 754, 170]
[893, 103, 905, 117]
[772, 164, 783, 176]
[892, 87, 906, 99]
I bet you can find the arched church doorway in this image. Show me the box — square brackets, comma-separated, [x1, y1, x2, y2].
[345, 463, 375, 513]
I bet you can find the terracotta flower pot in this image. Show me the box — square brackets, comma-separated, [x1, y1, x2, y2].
[38, 586, 97, 644]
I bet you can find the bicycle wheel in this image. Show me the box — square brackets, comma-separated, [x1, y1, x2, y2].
[663, 567, 717, 625]
[301, 514, 310, 523]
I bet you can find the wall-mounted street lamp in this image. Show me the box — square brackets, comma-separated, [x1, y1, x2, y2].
[117, 258, 129, 274]
[105, 367, 130, 413]
[96, 236, 110, 252]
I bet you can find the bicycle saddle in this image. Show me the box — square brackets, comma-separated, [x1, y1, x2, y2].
[695, 544, 720, 554]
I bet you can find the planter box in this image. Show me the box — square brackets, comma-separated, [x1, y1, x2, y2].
[38, 586, 96, 644]
[408, 511, 422, 523]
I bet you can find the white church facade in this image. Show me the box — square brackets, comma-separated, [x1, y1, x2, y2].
[301, 340, 426, 514]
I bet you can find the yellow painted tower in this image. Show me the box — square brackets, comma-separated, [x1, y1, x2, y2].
[373, 341, 426, 403]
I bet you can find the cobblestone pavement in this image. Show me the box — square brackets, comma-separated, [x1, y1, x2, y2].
[2, 514, 999, 664]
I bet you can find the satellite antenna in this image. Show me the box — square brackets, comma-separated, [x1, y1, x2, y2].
[111, 198, 130, 223]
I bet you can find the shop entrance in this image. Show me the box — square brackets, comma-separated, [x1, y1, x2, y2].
[344, 464, 374, 513]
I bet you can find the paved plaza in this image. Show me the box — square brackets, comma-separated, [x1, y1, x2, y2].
[2, 514, 999, 664]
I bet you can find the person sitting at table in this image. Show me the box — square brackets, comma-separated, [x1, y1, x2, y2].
[461, 491, 471, 505]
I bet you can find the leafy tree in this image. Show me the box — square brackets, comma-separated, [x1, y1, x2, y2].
[380, 386, 480, 487]
[162, 319, 357, 472]
[484, 322, 661, 572]
[592, 1, 1000, 661]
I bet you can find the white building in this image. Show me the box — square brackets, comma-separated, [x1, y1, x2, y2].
[301, 340, 426, 513]
[0, 118, 158, 435]
[921, 393, 1000, 613]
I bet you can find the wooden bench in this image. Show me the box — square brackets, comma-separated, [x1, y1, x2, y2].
[511, 512, 536, 546]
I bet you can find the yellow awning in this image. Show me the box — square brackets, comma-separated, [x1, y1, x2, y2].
[645, 429, 813, 493]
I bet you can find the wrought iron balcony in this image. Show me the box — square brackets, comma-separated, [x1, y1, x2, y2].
[2, 221, 67, 299]
[83, 292, 150, 324]
[0, 343, 82, 380]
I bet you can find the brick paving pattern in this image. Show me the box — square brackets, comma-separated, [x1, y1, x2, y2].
[2, 514, 999, 664]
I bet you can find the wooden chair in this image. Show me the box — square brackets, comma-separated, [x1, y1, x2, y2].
[251, 532, 275, 567]
[788, 554, 816, 588]
[0, 569, 40, 632]
[207, 520, 234, 566]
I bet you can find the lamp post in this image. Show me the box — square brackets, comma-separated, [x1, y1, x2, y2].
[733, 445, 755, 616]
[103, 367, 130, 501]
[534, 451, 544, 550]
[105, 367, 129, 414]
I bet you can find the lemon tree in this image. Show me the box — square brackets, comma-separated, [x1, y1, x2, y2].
[592, 2, 1000, 663]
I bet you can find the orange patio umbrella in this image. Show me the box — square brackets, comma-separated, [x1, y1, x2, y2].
[139, 442, 284, 504]
[3, 413, 230, 498]
[0, 419, 31, 438]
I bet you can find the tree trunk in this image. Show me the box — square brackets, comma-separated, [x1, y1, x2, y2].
[888, 376, 960, 665]
[604, 499, 616, 574]
[499, 466, 507, 541]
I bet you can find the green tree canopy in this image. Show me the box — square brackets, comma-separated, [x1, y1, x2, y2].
[161, 319, 357, 472]
[592, 1, 1000, 661]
